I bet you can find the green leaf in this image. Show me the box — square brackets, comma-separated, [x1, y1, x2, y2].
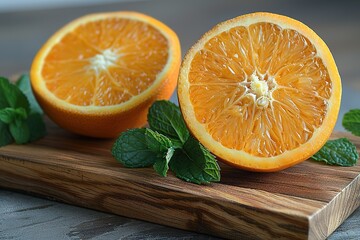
[111, 101, 222, 184]
[169, 136, 220, 184]
[312, 138, 359, 166]
[0, 77, 30, 113]
[145, 128, 174, 177]
[0, 121, 13, 147]
[343, 109, 360, 137]
[112, 128, 159, 168]
[0, 108, 16, 124]
[145, 129, 175, 177]
[153, 147, 174, 177]
[0, 108, 27, 124]
[16, 74, 43, 114]
[145, 128, 173, 152]
[9, 118, 30, 144]
[27, 113, 47, 141]
[0, 76, 46, 147]
[148, 100, 189, 144]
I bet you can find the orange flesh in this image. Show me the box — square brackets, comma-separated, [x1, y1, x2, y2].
[188, 22, 332, 157]
[42, 18, 169, 106]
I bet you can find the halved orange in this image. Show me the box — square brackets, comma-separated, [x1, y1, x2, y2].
[31, 11, 181, 138]
[178, 12, 341, 172]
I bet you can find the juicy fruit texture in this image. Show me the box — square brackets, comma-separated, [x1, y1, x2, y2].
[42, 18, 168, 106]
[189, 23, 330, 157]
[178, 12, 341, 171]
[31, 12, 181, 138]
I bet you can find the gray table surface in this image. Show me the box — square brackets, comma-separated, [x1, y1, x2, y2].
[1, 0, 360, 239]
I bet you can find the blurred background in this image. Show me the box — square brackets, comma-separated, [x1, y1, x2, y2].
[0, 0, 359, 130]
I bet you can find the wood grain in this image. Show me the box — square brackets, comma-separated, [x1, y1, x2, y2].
[0, 121, 359, 240]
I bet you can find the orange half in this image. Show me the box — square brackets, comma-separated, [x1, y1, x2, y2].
[178, 12, 341, 171]
[31, 11, 181, 138]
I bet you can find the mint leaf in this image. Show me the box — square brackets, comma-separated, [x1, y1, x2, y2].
[312, 138, 359, 166]
[0, 108, 27, 124]
[343, 109, 360, 137]
[145, 128, 173, 152]
[169, 136, 220, 184]
[27, 113, 47, 141]
[16, 74, 43, 114]
[0, 121, 13, 147]
[0, 76, 46, 147]
[112, 128, 158, 168]
[148, 100, 189, 144]
[145, 129, 175, 177]
[112, 128, 176, 175]
[0, 108, 16, 124]
[9, 118, 30, 144]
[112, 101, 222, 184]
[0, 77, 30, 113]
[153, 147, 174, 177]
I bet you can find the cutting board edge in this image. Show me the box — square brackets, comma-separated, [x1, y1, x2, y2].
[308, 174, 360, 239]
[0, 150, 324, 218]
[0, 155, 312, 239]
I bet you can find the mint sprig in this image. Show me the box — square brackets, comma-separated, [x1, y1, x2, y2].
[0, 75, 46, 147]
[112, 100, 220, 184]
[312, 138, 358, 166]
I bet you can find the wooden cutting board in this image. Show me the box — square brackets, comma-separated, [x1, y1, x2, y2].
[0, 121, 359, 240]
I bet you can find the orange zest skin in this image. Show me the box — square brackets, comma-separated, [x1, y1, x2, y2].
[178, 12, 341, 172]
[31, 12, 181, 138]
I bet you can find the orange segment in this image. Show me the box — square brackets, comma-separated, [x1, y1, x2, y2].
[178, 12, 341, 171]
[31, 12, 181, 138]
